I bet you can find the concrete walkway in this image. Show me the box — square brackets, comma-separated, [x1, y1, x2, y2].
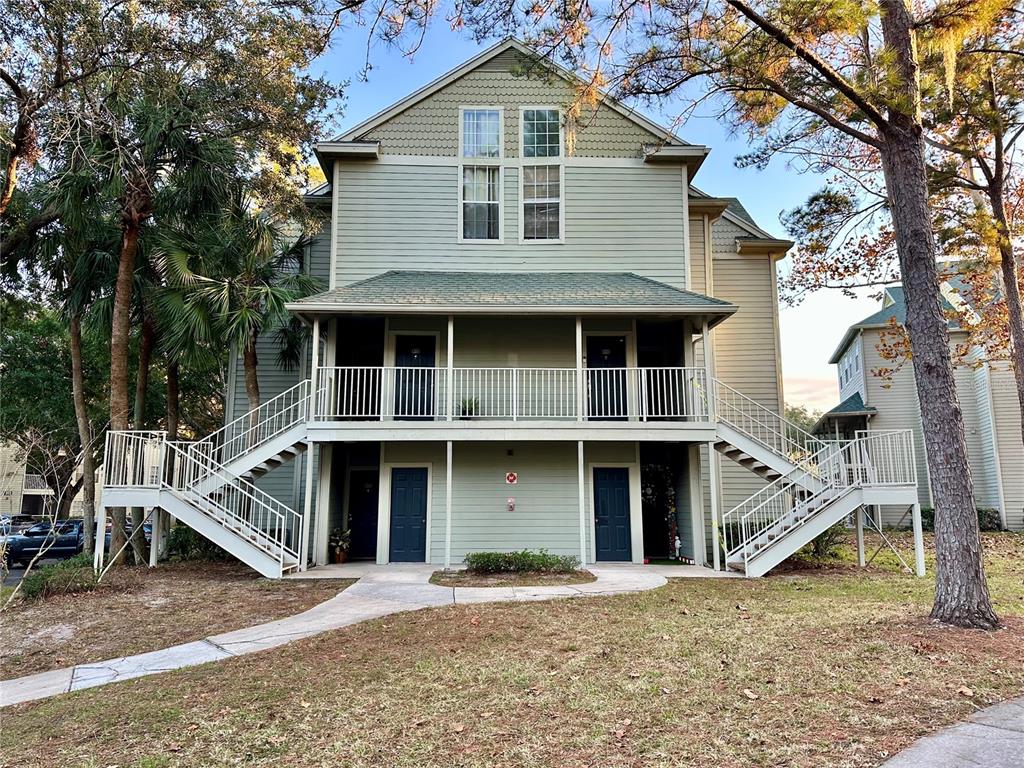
[881, 697, 1024, 767]
[1, 564, 668, 708]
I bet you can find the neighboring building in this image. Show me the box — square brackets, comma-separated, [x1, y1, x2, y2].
[101, 40, 922, 578]
[818, 284, 1023, 530]
[0, 444, 55, 518]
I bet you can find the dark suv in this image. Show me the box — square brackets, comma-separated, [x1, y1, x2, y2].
[2, 520, 84, 568]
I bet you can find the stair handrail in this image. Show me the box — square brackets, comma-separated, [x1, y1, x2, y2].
[722, 430, 917, 572]
[711, 378, 829, 467]
[162, 440, 302, 566]
[205, 379, 311, 467]
[721, 441, 842, 561]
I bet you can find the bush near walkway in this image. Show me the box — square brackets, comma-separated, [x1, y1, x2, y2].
[3, 533, 1022, 768]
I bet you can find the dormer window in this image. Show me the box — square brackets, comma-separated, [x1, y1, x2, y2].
[520, 107, 564, 242]
[459, 107, 503, 242]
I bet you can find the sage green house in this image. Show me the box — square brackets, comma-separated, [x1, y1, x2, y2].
[102, 40, 924, 579]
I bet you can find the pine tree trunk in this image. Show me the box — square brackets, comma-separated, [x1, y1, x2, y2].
[129, 314, 157, 564]
[70, 315, 97, 556]
[877, 0, 997, 629]
[988, 187, 1024, 450]
[108, 215, 142, 565]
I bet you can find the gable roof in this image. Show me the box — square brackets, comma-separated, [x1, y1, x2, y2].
[287, 270, 736, 324]
[335, 38, 691, 151]
[828, 285, 960, 363]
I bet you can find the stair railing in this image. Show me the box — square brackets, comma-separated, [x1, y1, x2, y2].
[721, 430, 916, 572]
[206, 379, 311, 468]
[163, 440, 302, 571]
[711, 378, 829, 467]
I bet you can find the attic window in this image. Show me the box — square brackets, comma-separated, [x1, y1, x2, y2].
[462, 108, 501, 159]
[522, 108, 561, 157]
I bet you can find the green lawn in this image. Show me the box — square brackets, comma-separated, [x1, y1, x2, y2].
[3, 532, 1022, 768]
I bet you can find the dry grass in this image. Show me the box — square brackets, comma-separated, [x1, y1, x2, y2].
[2, 532, 1022, 768]
[429, 569, 597, 587]
[0, 561, 350, 681]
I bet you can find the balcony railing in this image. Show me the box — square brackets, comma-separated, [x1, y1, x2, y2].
[313, 366, 711, 423]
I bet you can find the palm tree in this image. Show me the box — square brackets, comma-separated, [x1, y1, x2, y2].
[157, 197, 322, 413]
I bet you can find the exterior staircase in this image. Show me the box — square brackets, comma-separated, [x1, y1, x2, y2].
[708, 379, 918, 576]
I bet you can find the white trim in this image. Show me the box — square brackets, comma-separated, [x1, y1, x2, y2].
[681, 165, 691, 291]
[577, 440, 586, 565]
[376, 460, 434, 564]
[982, 363, 1008, 527]
[587, 460, 643, 564]
[313, 444, 333, 566]
[290, 302, 738, 319]
[458, 164, 505, 244]
[328, 161, 340, 290]
[444, 441, 453, 568]
[338, 154, 653, 168]
[384, 330, 443, 367]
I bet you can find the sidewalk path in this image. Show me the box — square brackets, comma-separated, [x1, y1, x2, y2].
[882, 697, 1024, 768]
[1, 565, 666, 708]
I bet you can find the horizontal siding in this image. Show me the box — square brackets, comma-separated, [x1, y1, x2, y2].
[335, 162, 687, 289]
[362, 50, 658, 159]
[991, 363, 1023, 529]
[969, 357, 1001, 510]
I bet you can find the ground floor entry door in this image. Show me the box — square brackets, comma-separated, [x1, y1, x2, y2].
[347, 468, 379, 560]
[594, 467, 632, 561]
[389, 467, 428, 562]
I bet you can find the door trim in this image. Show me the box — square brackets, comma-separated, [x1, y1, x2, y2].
[587, 461, 643, 564]
[376, 461, 433, 564]
[384, 330, 443, 367]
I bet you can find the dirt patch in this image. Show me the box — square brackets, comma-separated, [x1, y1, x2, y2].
[429, 570, 597, 587]
[0, 561, 350, 681]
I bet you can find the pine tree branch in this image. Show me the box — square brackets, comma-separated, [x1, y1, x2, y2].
[725, 0, 890, 131]
[757, 77, 882, 148]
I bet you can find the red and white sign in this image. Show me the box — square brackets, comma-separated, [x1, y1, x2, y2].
[505, 471, 518, 485]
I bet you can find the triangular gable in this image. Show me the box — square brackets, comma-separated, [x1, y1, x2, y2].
[338, 38, 687, 152]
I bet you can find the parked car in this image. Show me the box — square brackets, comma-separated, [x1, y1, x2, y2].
[82, 521, 153, 553]
[2, 520, 84, 568]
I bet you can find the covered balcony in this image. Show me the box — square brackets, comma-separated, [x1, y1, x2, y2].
[285, 270, 737, 440]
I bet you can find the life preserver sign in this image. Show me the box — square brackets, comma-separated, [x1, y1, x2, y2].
[505, 471, 518, 485]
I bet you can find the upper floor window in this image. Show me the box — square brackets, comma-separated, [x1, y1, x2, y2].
[520, 107, 563, 242]
[459, 107, 502, 241]
[522, 108, 561, 158]
[462, 108, 502, 159]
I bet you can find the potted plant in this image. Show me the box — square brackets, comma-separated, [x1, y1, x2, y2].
[329, 528, 351, 564]
[459, 397, 480, 420]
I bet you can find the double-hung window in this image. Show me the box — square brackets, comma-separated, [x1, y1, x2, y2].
[521, 107, 563, 241]
[460, 107, 502, 241]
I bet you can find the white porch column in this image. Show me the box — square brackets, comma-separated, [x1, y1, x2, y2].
[148, 508, 161, 567]
[575, 317, 584, 421]
[93, 504, 107, 572]
[447, 315, 454, 422]
[444, 440, 453, 569]
[313, 444, 333, 566]
[299, 445, 315, 571]
[701, 320, 715, 419]
[855, 507, 866, 567]
[708, 441, 721, 571]
[911, 503, 926, 577]
[309, 317, 321, 418]
[577, 440, 587, 565]
[687, 444, 705, 565]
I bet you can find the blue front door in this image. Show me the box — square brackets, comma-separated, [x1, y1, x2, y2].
[594, 467, 631, 561]
[389, 467, 428, 562]
[394, 335, 436, 420]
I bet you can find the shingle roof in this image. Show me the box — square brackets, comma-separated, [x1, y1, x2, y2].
[828, 285, 960, 363]
[287, 271, 736, 320]
[811, 392, 877, 434]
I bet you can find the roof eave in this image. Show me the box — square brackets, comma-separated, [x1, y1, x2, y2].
[687, 197, 731, 221]
[643, 144, 710, 177]
[313, 140, 381, 178]
[736, 237, 794, 259]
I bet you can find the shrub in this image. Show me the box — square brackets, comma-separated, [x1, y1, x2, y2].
[165, 525, 231, 562]
[807, 523, 846, 559]
[20, 554, 98, 600]
[463, 549, 580, 574]
[919, 507, 1002, 532]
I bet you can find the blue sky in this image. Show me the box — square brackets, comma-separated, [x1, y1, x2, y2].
[311, 26, 879, 412]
